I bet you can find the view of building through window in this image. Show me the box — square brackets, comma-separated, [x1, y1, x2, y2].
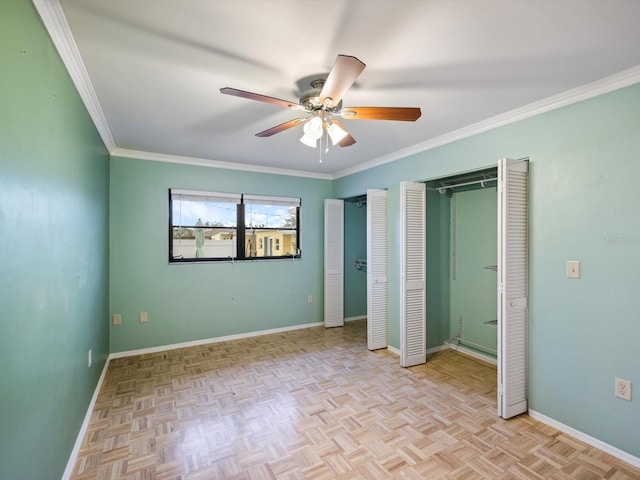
[170, 189, 300, 262]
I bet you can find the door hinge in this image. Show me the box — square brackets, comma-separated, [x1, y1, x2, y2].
[498, 384, 504, 396]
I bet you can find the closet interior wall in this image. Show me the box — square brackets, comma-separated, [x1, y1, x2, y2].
[426, 168, 498, 359]
[343, 197, 367, 320]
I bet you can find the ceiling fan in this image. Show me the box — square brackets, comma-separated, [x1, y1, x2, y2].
[220, 54, 422, 150]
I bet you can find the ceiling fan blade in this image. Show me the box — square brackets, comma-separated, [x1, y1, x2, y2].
[220, 87, 300, 109]
[340, 106, 422, 121]
[319, 55, 366, 108]
[338, 134, 356, 147]
[255, 118, 307, 137]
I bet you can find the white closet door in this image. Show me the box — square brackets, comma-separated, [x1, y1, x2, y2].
[367, 189, 388, 350]
[497, 158, 529, 419]
[400, 181, 426, 367]
[324, 199, 344, 328]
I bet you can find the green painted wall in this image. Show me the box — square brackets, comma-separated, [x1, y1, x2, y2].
[425, 188, 451, 349]
[344, 200, 367, 319]
[449, 188, 497, 355]
[334, 82, 640, 458]
[5, 0, 639, 468]
[0, 2, 110, 479]
[109, 157, 332, 352]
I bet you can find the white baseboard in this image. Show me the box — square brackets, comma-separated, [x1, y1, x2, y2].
[344, 315, 367, 322]
[445, 343, 497, 365]
[528, 409, 640, 469]
[387, 345, 400, 356]
[61, 356, 111, 480]
[427, 344, 450, 355]
[386, 344, 448, 357]
[387, 344, 493, 363]
[110, 321, 323, 359]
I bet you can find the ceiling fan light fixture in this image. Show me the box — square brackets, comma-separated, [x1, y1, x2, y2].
[303, 116, 323, 139]
[327, 122, 348, 145]
[300, 132, 317, 148]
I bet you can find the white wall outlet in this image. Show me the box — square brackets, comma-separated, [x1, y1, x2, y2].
[112, 314, 122, 326]
[307, 295, 313, 304]
[139, 311, 148, 323]
[88, 349, 92, 368]
[566, 260, 581, 279]
[615, 378, 632, 401]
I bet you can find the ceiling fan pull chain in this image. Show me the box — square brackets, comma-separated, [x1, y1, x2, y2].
[325, 128, 330, 154]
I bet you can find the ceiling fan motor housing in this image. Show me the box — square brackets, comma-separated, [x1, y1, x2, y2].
[299, 79, 342, 113]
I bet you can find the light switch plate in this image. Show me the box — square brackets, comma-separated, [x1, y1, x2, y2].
[567, 260, 580, 279]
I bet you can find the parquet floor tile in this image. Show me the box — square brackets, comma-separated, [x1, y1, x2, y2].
[71, 320, 640, 479]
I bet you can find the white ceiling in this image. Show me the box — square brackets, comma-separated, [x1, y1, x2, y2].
[44, 0, 640, 178]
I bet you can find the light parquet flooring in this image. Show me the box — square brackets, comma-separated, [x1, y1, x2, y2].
[71, 320, 640, 479]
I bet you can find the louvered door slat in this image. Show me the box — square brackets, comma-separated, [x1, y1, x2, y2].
[367, 189, 388, 350]
[400, 182, 426, 367]
[325, 199, 344, 328]
[498, 158, 529, 419]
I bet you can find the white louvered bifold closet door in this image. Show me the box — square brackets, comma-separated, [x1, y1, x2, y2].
[367, 189, 388, 350]
[324, 199, 344, 328]
[400, 181, 426, 367]
[497, 158, 529, 419]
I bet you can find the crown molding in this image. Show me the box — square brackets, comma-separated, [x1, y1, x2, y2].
[33, 0, 116, 151]
[34, 0, 640, 182]
[111, 148, 334, 180]
[334, 65, 640, 179]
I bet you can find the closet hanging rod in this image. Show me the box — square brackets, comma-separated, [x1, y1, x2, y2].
[437, 177, 497, 194]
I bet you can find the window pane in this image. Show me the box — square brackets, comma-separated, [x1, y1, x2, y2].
[244, 200, 298, 258]
[171, 194, 238, 260]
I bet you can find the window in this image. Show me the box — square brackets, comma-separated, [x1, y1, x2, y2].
[169, 189, 300, 262]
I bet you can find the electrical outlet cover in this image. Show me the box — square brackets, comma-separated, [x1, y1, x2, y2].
[615, 378, 632, 401]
